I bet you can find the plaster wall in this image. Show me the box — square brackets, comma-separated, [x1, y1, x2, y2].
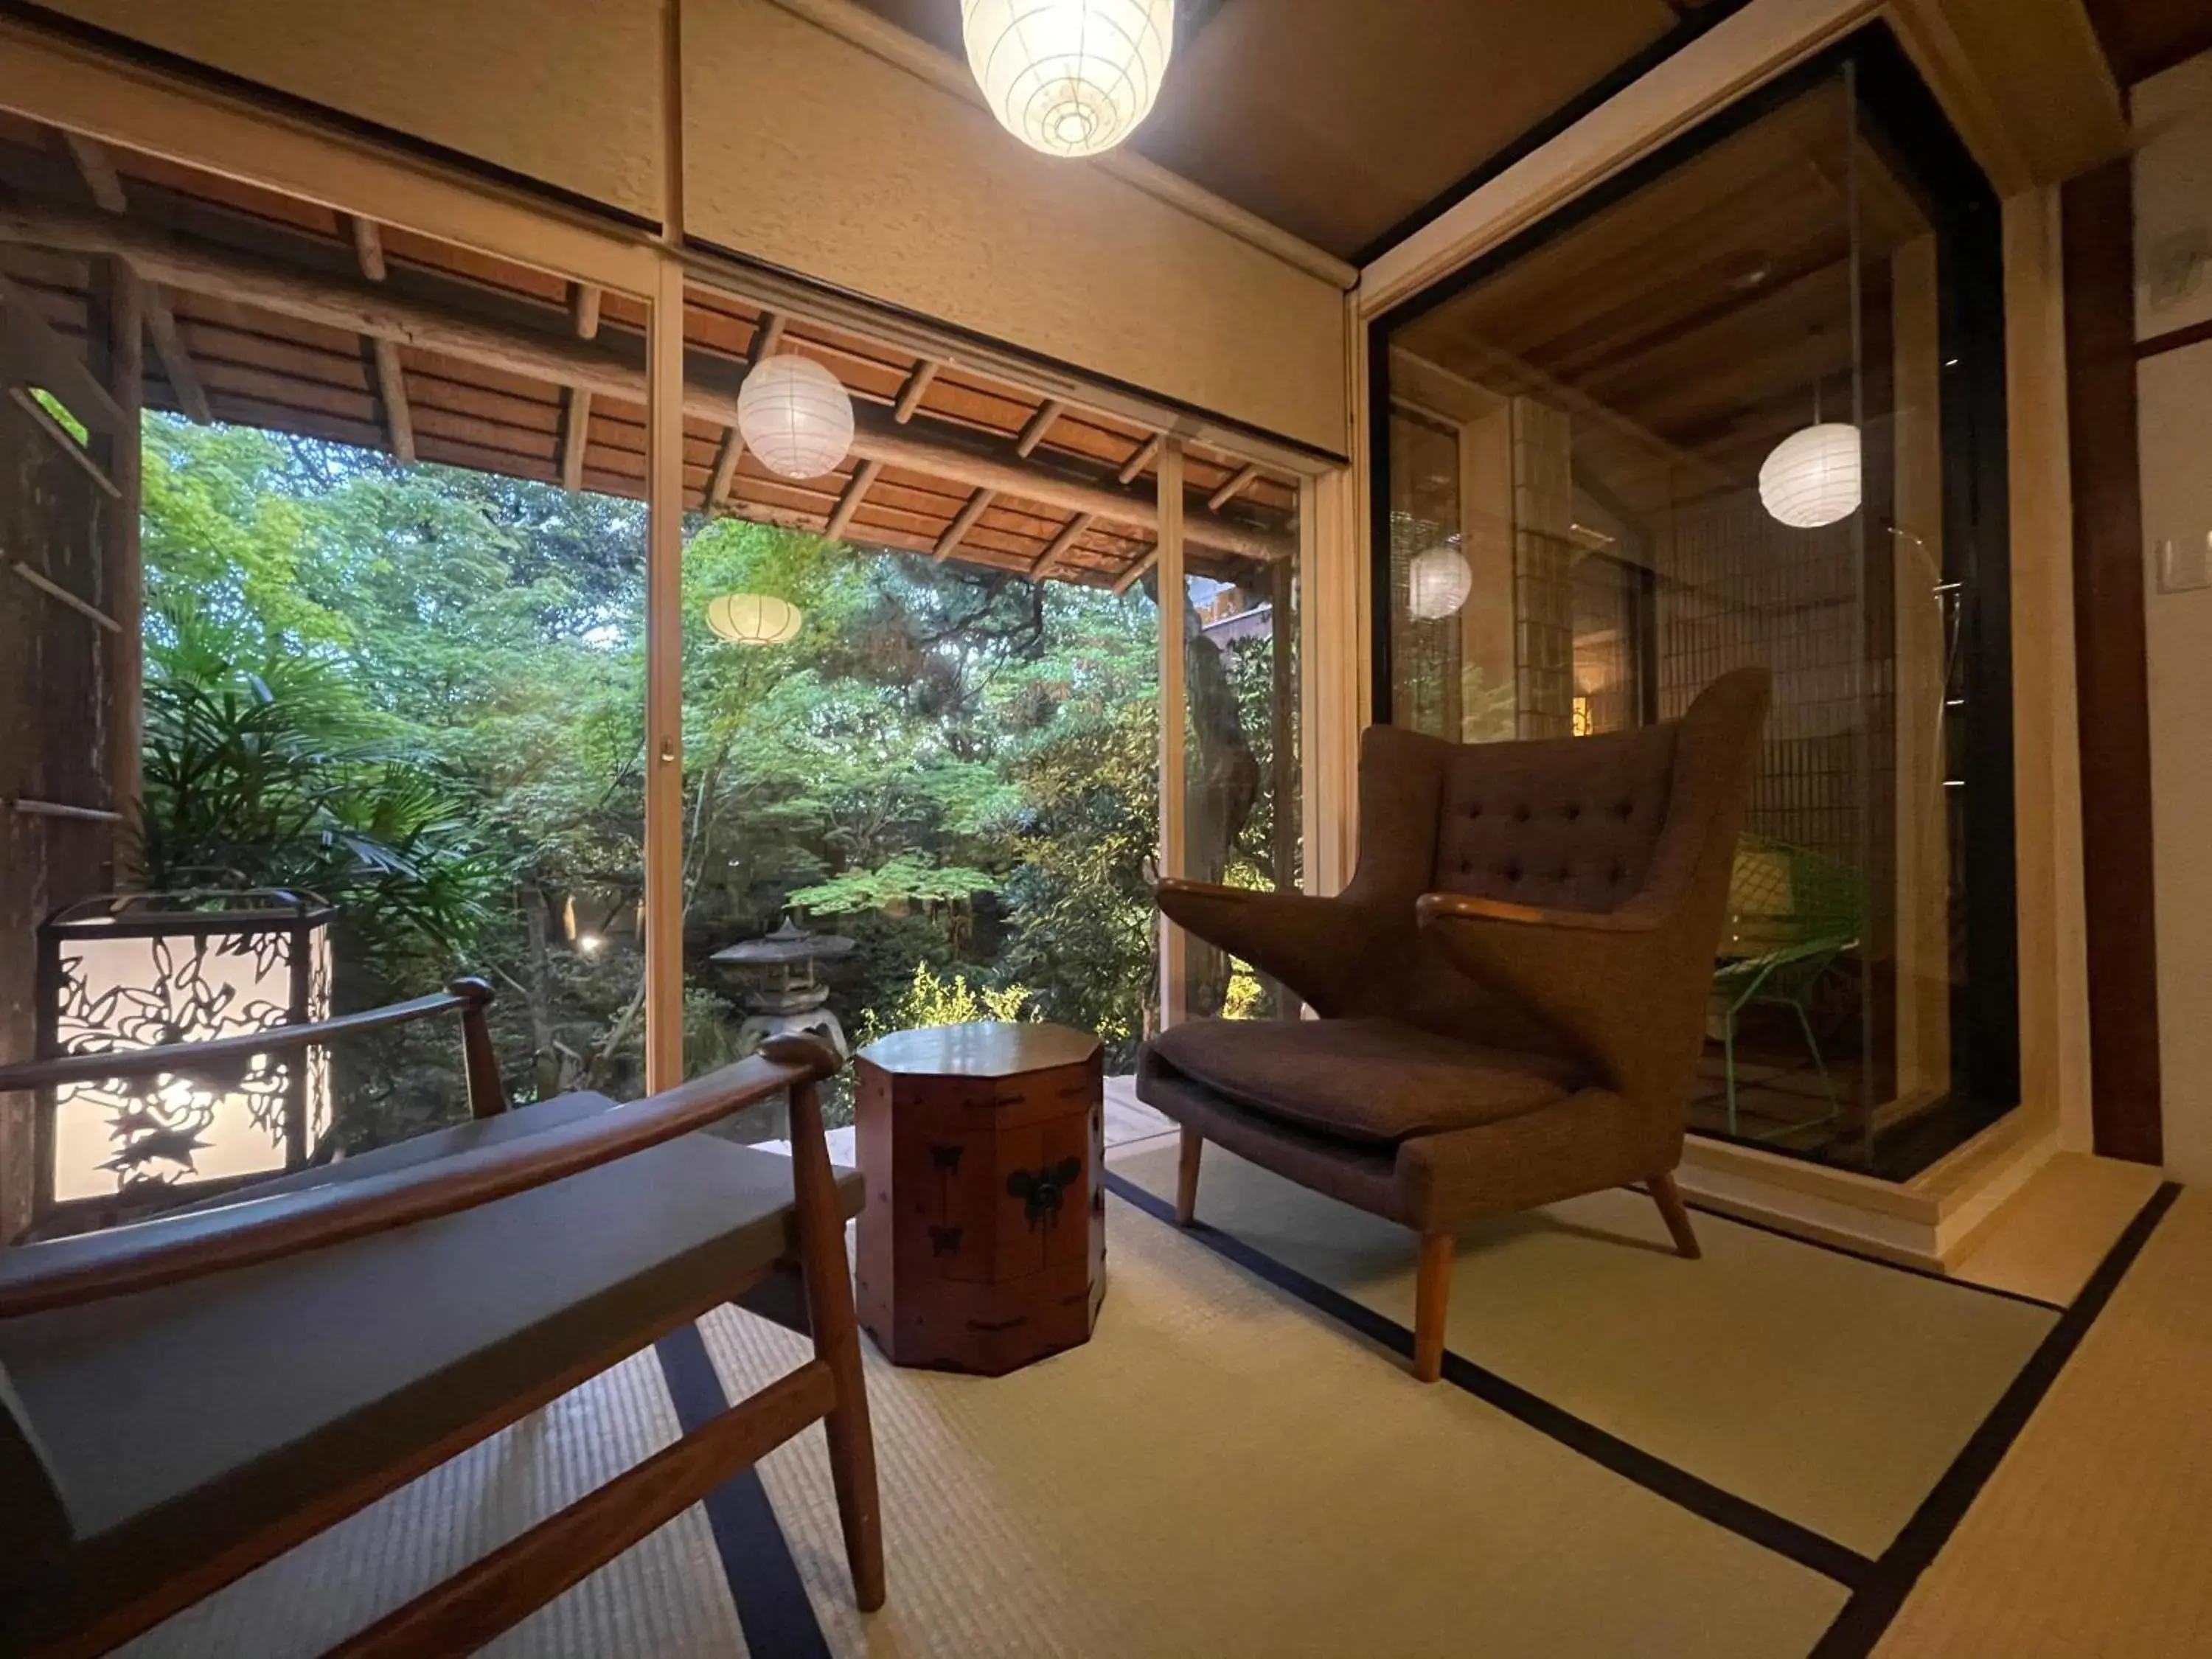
[2134, 51, 2212, 1183]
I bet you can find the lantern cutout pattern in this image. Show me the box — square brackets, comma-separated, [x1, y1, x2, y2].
[1759, 421, 1862, 529]
[737, 353, 855, 481]
[40, 891, 334, 1206]
[1408, 543, 1474, 621]
[707, 592, 804, 647]
[963, 0, 1176, 159]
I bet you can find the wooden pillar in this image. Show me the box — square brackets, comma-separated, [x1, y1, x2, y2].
[1157, 439, 1187, 1031]
[100, 259, 143, 841]
[642, 0, 687, 1092]
[2063, 159, 2163, 1164]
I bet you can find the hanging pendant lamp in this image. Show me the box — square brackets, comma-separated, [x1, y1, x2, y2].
[738, 353, 855, 481]
[962, 0, 1177, 159]
[706, 593, 804, 647]
[1407, 543, 1473, 620]
[1760, 371, 1861, 529]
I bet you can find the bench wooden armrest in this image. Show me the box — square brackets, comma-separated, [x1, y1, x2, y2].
[0, 1033, 843, 1318]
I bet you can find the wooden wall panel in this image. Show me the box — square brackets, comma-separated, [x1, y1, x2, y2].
[681, 1, 1349, 455]
[32, 0, 662, 221]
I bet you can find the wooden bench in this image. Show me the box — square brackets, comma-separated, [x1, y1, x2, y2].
[0, 1029, 881, 1658]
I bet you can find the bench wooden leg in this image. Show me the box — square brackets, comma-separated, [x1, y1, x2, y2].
[1412, 1233, 1453, 1383]
[1175, 1127, 1203, 1227]
[1649, 1171, 1701, 1260]
[789, 1070, 886, 1612]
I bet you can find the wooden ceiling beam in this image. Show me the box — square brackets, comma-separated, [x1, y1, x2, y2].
[0, 201, 1290, 561]
[1117, 432, 1163, 484]
[1112, 544, 1160, 596]
[570, 282, 602, 341]
[350, 216, 387, 283]
[706, 428, 743, 509]
[824, 459, 882, 540]
[139, 290, 212, 425]
[1015, 398, 1063, 458]
[748, 311, 787, 368]
[58, 135, 213, 425]
[934, 488, 995, 559]
[893, 358, 939, 423]
[1206, 462, 1263, 512]
[59, 132, 125, 214]
[370, 336, 415, 462]
[1030, 512, 1094, 580]
[560, 386, 589, 490]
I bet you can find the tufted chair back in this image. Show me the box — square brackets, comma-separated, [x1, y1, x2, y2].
[1429, 723, 1680, 914]
[1297, 669, 1765, 1059]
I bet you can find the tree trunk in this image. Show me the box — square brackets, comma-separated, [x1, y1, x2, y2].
[1180, 584, 1259, 1019]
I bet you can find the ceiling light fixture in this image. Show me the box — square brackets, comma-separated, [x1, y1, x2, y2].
[706, 593, 804, 647]
[1407, 543, 1473, 621]
[737, 353, 855, 480]
[962, 0, 1177, 159]
[1759, 367, 1860, 529]
[1759, 422, 1861, 529]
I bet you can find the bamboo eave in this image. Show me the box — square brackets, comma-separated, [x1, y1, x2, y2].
[0, 113, 1301, 593]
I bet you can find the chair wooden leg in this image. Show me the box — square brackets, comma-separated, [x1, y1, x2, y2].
[1649, 1171, 1702, 1260]
[788, 1070, 886, 1612]
[1412, 1233, 1454, 1382]
[1175, 1126, 1203, 1227]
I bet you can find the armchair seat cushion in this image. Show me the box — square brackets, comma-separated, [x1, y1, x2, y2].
[0, 1130, 862, 1649]
[1147, 1018, 1585, 1146]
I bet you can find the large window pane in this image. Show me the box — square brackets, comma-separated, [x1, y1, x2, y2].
[678, 280, 1197, 1127]
[1372, 63, 2011, 1178]
[0, 120, 652, 1230]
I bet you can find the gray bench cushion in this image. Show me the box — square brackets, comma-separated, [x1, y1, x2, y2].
[0, 1130, 860, 1650]
[1147, 1017, 1582, 1145]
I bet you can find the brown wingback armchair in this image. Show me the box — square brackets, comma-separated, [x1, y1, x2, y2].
[1138, 668, 1770, 1381]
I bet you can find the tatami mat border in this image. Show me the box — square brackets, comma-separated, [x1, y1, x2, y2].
[653, 1324, 830, 1659]
[1806, 1181, 2183, 1658]
[1102, 1170, 1877, 1589]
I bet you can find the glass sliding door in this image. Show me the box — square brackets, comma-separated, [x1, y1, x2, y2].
[0, 116, 656, 1228]
[1368, 35, 2013, 1178]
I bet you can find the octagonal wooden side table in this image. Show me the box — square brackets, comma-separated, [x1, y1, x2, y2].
[852, 1021, 1105, 1375]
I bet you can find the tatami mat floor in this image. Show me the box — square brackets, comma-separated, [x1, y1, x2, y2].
[110, 1124, 2197, 1658]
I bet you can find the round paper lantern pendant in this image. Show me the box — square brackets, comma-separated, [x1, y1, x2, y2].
[1407, 544, 1473, 621]
[962, 0, 1177, 159]
[706, 593, 804, 647]
[737, 353, 855, 481]
[1759, 421, 1861, 529]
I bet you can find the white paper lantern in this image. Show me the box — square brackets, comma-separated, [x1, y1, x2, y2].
[42, 891, 334, 1206]
[706, 593, 804, 647]
[963, 0, 1176, 159]
[1759, 422, 1861, 529]
[737, 353, 855, 481]
[1407, 544, 1473, 621]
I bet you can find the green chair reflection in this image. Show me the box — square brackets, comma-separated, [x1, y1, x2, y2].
[1713, 835, 1863, 1138]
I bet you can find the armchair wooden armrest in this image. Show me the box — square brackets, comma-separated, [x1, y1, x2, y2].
[1156, 878, 1380, 1014]
[1415, 891, 1687, 1092]
[0, 1033, 843, 1320]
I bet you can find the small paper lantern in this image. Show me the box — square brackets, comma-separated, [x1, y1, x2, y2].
[963, 0, 1176, 159]
[1407, 544, 1473, 621]
[737, 353, 855, 481]
[1759, 422, 1861, 529]
[38, 891, 334, 1210]
[706, 592, 804, 647]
